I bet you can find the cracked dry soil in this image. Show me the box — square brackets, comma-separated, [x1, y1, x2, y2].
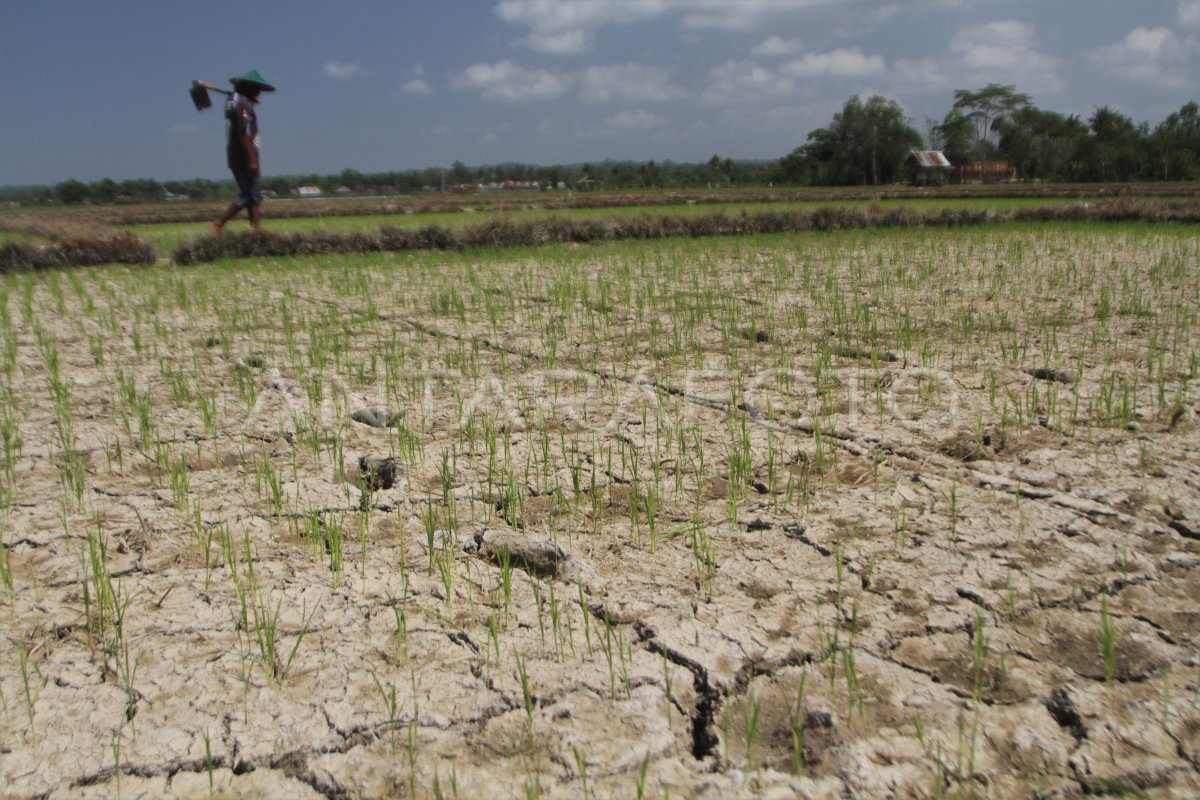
[1, 226, 1199, 798]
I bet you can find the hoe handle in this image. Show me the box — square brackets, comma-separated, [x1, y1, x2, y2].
[193, 81, 232, 97]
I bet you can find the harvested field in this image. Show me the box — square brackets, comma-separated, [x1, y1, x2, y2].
[0, 223, 1198, 798]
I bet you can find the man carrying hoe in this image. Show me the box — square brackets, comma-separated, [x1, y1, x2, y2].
[212, 69, 275, 234]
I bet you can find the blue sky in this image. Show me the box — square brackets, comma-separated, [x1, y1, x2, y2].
[1, 0, 1198, 185]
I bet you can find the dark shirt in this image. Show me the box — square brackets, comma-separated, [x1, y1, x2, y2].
[225, 93, 259, 171]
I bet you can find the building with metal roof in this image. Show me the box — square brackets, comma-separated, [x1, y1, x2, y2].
[905, 149, 952, 184]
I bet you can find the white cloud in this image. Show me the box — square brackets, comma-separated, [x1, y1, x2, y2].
[578, 64, 685, 103]
[781, 48, 886, 78]
[702, 59, 795, 105]
[752, 36, 803, 57]
[450, 60, 685, 104]
[523, 28, 593, 55]
[948, 20, 1062, 92]
[1180, 1, 1200, 27]
[323, 61, 364, 80]
[603, 109, 667, 130]
[402, 79, 432, 96]
[496, 0, 665, 32]
[451, 61, 568, 101]
[494, 0, 931, 53]
[680, 0, 790, 32]
[892, 56, 950, 91]
[496, 0, 665, 52]
[1088, 26, 1198, 90]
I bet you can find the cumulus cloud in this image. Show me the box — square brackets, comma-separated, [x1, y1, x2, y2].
[948, 20, 1062, 92]
[702, 59, 795, 105]
[752, 36, 803, 57]
[494, 0, 935, 53]
[781, 48, 886, 78]
[450, 60, 686, 104]
[323, 61, 364, 80]
[1089, 26, 1198, 89]
[524, 28, 593, 55]
[402, 79, 432, 96]
[1180, 1, 1200, 27]
[495, 0, 664, 53]
[495, 0, 665, 32]
[451, 60, 568, 101]
[892, 56, 950, 91]
[680, 0, 793, 32]
[578, 64, 685, 103]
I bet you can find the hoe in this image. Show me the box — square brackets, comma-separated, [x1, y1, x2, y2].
[189, 80, 231, 111]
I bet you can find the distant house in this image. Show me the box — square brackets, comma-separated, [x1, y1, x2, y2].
[294, 186, 322, 198]
[575, 177, 603, 191]
[953, 160, 1018, 184]
[905, 149, 952, 185]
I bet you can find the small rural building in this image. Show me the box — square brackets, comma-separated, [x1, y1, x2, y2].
[294, 186, 322, 198]
[952, 161, 1018, 184]
[575, 177, 604, 191]
[905, 149, 952, 185]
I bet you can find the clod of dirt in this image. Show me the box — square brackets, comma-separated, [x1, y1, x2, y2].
[350, 407, 395, 428]
[358, 455, 397, 490]
[833, 345, 899, 362]
[1045, 687, 1087, 742]
[469, 528, 600, 589]
[938, 430, 995, 462]
[1027, 367, 1076, 384]
[1169, 404, 1195, 430]
[240, 354, 265, 369]
[476, 530, 567, 578]
[740, 327, 770, 343]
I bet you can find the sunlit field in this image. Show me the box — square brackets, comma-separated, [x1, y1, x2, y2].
[1, 219, 1198, 797]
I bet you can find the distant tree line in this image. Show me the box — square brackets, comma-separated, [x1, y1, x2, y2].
[780, 86, 1200, 186]
[2, 86, 1196, 204]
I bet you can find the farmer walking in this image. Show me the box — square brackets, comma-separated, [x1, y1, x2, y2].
[212, 69, 275, 234]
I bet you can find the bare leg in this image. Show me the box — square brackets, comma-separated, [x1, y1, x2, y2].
[249, 205, 262, 233]
[212, 202, 242, 235]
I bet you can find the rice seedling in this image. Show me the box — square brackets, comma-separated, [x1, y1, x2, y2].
[17, 640, 45, 733]
[743, 693, 762, 771]
[249, 589, 318, 687]
[111, 580, 141, 724]
[635, 751, 651, 800]
[203, 726, 215, 796]
[406, 718, 419, 800]
[971, 609, 989, 702]
[572, 747, 590, 799]
[515, 649, 534, 737]
[369, 670, 402, 752]
[1099, 594, 1117, 692]
[111, 729, 123, 799]
[0, 522, 11, 600]
[791, 667, 808, 775]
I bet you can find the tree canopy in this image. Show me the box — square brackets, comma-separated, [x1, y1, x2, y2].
[782, 95, 922, 186]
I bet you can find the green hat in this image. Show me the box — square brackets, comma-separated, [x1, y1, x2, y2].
[230, 69, 275, 92]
